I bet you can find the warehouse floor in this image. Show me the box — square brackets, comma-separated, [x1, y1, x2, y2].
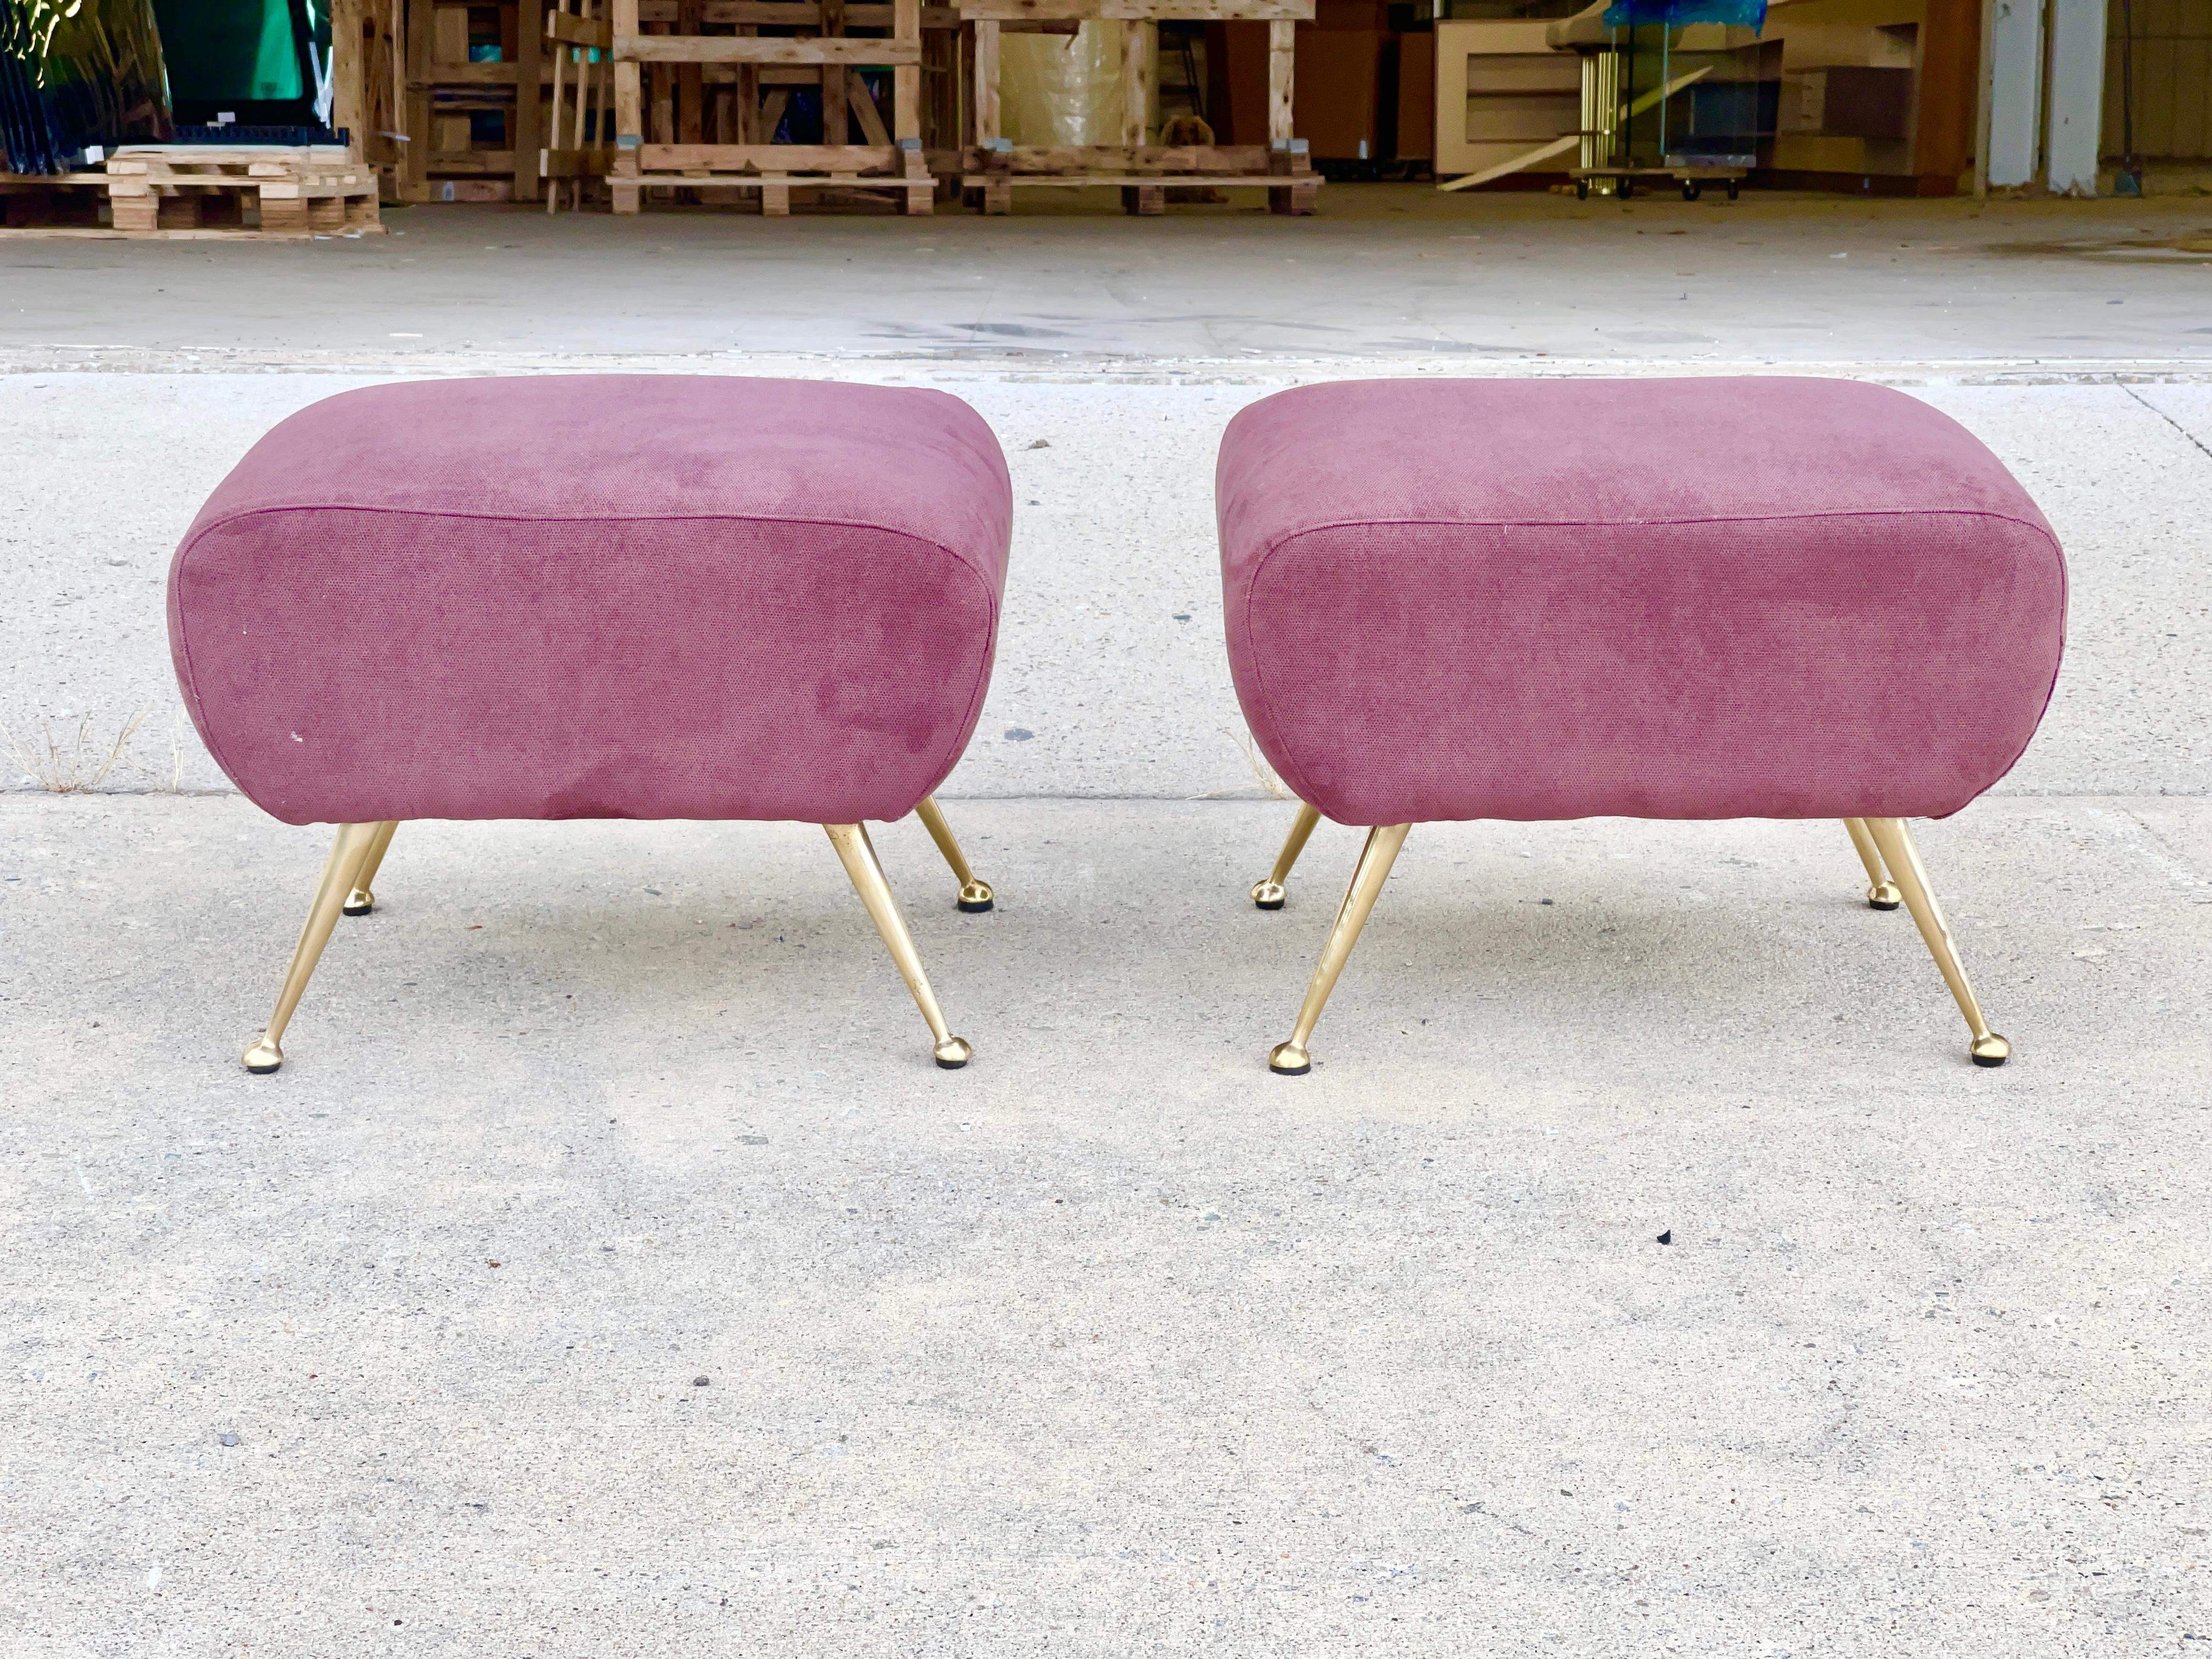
[3, 184, 2209, 369]
[4, 183, 2209, 1656]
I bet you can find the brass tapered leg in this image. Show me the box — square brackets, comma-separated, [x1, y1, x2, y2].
[1251, 801, 1322, 910]
[1863, 817, 2010, 1067]
[825, 822, 973, 1069]
[913, 795, 994, 912]
[1269, 822, 1411, 1075]
[244, 821, 383, 1074]
[342, 820, 400, 916]
[1843, 817, 1903, 911]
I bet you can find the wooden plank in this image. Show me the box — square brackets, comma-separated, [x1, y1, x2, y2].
[958, 0, 1308, 17]
[957, 171, 1317, 184]
[515, 0, 545, 200]
[893, 0, 922, 138]
[613, 0, 645, 205]
[640, 142, 900, 168]
[547, 8, 613, 42]
[410, 61, 523, 85]
[406, 0, 433, 195]
[332, 0, 368, 153]
[821, 0, 849, 143]
[435, 3, 471, 62]
[972, 19, 1000, 140]
[963, 142, 1265, 171]
[679, 0, 707, 143]
[636, 1, 963, 21]
[1120, 18, 1148, 146]
[850, 69, 894, 144]
[1265, 18, 1292, 143]
[737, 19, 762, 142]
[615, 33, 923, 61]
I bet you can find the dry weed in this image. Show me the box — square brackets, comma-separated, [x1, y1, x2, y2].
[2, 710, 149, 793]
[1221, 724, 1290, 800]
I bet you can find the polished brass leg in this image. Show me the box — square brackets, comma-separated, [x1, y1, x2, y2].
[1863, 817, 2010, 1067]
[1843, 817, 1903, 911]
[1251, 800, 1322, 910]
[913, 794, 994, 913]
[1269, 822, 1411, 1075]
[342, 820, 400, 916]
[244, 821, 383, 1074]
[825, 822, 973, 1069]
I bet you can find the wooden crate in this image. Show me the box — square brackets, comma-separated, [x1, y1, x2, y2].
[607, 0, 938, 213]
[960, 0, 1319, 215]
[401, 0, 547, 203]
[104, 147, 385, 235]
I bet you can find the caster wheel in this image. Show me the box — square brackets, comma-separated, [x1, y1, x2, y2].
[1575, 179, 1588, 200]
[1682, 180, 1700, 201]
[1617, 177, 1633, 199]
[1725, 180, 1739, 201]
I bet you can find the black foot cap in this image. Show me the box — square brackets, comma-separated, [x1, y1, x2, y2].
[935, 1053, 969, 1070]
[1971, 1051, 2007, 1068]
[1272, 1060, 1310, 1075]
[1867, 898, 1901, 912]
[956, 898, 994, 914]
[342, 901, 373, 917]
[1255, 897, 1285, 912]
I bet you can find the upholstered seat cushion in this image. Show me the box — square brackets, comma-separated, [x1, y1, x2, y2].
[170, 376, 1011, 826]
[1217, 377, 2066, 826]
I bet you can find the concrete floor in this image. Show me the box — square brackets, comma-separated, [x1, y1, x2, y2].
[2, 190, 2210, 1654]
[3, 186, 2211, 370]
[3, 796, 2209, 1654]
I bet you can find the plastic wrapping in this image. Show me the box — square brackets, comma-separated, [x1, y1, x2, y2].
[1600, 0, 1766, 28]
[1001, 20, 1133, 147]
[0, 0, 172, 174]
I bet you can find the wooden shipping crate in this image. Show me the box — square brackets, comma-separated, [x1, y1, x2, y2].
[606, 0, 938, 214]
[960, 0, 1321, 215]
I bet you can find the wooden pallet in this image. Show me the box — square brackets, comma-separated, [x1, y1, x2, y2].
[958, 0, 1318, 215]
[104, 146, 384, 235]
[0, 172, 110, 230]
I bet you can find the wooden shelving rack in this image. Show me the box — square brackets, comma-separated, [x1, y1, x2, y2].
[960, 0, 1317, 215]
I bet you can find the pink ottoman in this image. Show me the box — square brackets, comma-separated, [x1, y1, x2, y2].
[171, 375, 1010, 1073]
[1219, 377, 2066, 1073]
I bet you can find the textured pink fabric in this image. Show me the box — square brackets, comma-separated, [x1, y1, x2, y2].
[170, 376, 1011, 825]
[1218, 377, 2066, 826]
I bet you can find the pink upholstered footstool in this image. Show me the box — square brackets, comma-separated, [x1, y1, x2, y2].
[171, 375, 1009, 1073]
[1219, 377, 2066, 1073]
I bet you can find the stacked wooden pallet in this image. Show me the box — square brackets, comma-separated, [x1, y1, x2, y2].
[961, 0, 1318, 215]
[104, 146, 383, 235]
